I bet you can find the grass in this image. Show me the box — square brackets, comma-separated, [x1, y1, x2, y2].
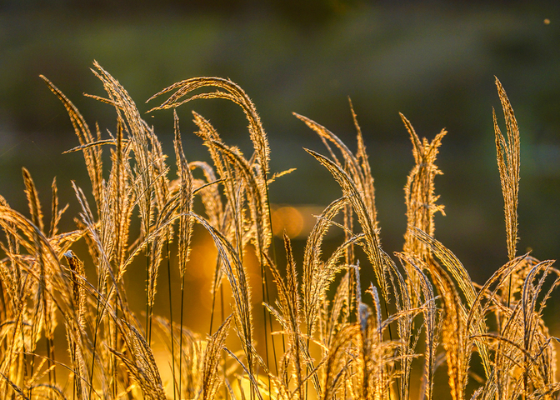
[0, 61, 558, 399]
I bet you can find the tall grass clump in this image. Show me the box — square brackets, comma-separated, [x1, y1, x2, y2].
[0, 63, 558, 400]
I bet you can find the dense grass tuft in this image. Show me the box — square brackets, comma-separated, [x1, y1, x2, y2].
[0, 64, 558, 399]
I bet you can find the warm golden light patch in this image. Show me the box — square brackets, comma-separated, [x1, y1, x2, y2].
[187, 234, 218, 280]
[271, 206, 304, 238]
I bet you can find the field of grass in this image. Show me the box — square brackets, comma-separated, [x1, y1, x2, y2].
[0, 62, 558, 399]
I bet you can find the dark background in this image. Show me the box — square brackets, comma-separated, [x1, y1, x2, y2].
[1, 0, 560, 338]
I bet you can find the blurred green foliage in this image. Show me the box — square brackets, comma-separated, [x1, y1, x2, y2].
[1, 1, 559, 284]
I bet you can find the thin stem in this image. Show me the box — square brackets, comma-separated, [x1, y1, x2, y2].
[264, 180, 282, 380]
[166, 238, 177, 400]
[221, 284, 227, 399]
[88, 275, 103, 400]
[209, 256, 222, 336]
[507, 275, 512, 309]
[179, 274, 185, 398]
[112, 293, 119, 399]
[383, 297, 393, 400]
[146, 243, 152, 345]
[260, 262, 271, 397]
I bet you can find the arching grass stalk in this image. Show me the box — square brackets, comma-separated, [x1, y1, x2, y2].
[0, 64, 556, 400]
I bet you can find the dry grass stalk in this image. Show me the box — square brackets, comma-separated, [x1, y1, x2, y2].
[493, 77, 521, 262]
[0, 63, 557, 400]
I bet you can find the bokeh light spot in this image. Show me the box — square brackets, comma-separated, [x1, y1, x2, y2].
[271, 206, 304, 238]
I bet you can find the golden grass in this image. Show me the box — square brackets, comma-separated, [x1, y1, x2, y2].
[0, 63, 558, 399]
